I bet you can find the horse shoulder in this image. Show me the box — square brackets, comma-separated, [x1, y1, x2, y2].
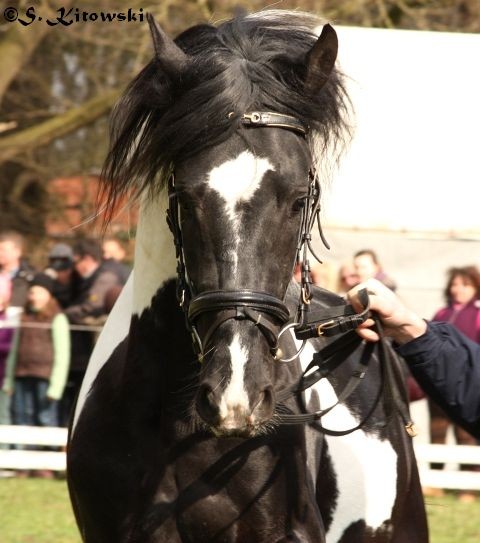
[71, 272, 134, 434]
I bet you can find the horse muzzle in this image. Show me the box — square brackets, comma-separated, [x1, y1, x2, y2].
[196, 380, 275, 435]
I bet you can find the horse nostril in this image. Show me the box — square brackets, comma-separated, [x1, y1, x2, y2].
[262, 387, 274, 413]
[196, 384, 220, 425]
[252, 386, 275, 421]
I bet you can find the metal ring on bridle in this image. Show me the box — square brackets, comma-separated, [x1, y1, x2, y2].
[274, 322, 307, 363]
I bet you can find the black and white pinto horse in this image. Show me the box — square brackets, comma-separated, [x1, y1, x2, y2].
[68, 11, 428, 543]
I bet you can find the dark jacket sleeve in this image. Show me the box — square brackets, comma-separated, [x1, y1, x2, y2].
[65, 271, 119, 323]
[395, 321, 480, 439]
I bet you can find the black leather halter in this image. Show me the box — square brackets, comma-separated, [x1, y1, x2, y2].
[166, 110, 368, 362]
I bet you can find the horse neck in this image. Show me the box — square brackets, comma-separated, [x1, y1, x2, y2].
[133, 192, 177, 315]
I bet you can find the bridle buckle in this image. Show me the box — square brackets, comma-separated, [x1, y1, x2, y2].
[316, 320, 335, 336]
[243, 112, 261, 123]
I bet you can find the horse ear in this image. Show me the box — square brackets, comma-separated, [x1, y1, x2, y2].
[305, 24, 338, 94]
[146, 13, 188, 77]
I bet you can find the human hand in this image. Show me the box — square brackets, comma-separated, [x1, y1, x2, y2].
[347, 279, 427, 344]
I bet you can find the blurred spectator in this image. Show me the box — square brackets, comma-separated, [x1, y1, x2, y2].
[0, 274, 14, 430]
[60, 239, 121, 426]
[427, 265, 480, 501]
[433, 266, 480, 342]
[0, 231, 35, 308]
[102, 236, 131, 285]
[3, 273, 70, 435]
[44, 243, 77, 309]
[337, 263, 359, 296]
[353, 249, 396, 291]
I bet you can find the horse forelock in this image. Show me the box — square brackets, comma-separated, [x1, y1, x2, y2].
[100, 10, 351, 224]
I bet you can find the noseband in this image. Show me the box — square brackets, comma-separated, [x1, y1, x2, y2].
[166, 111, 365, 362]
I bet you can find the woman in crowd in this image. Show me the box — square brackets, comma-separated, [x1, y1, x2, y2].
[428, 266, 480, 500]
[3, 273, 70, 432]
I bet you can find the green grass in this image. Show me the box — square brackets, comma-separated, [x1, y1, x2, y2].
[0, 478, 479, 542]
[0, 477, 80, 543]
[425, 492, 480, 543]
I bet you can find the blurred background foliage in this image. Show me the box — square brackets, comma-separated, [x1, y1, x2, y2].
[0, 0, 479, 242]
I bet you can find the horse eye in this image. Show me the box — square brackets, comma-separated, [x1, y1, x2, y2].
[292, 197, 306, 212]
[179, 197, 193, 214]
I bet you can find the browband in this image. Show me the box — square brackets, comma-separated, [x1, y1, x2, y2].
[240, 111, 308, 136]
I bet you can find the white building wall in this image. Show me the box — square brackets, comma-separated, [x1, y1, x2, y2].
[325, 26, 480, 235]
[311, 27, 480, 320]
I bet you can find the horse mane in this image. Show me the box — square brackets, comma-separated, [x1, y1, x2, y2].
[101, 10, 352, 222]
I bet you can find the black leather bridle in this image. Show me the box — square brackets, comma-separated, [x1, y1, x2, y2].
[166, 110, 368, 363]
[166, 110, 415, 436]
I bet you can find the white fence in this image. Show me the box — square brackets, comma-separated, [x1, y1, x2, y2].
[1, 425, 480, 491]
[0, 425, 67, 471]
[414, 443, 480, 491]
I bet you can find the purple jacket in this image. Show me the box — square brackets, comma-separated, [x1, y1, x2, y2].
[0, 310, 14, 385]
[433, 299, 480, 343]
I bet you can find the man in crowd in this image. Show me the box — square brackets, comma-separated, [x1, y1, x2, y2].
[353, 249, 397, 291]
[60, 238, 121, 426]
[102, 236, 131, 286]
[45, 242, 76, 309]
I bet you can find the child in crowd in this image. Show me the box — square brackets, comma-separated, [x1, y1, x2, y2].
[3, 273, 70, 429]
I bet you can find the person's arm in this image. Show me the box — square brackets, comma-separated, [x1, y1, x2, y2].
[348, 279, 480, 438]
[0, 327, 13, 358]
[396, 322, 480, 435]
[47, 313, 71, 401]
[2, 329, 19, 394]
[348, 279, 427, 344]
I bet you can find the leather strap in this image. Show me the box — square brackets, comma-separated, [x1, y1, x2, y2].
[189, 290, 290, 324]
[275, 314, 416, 437]
[188, 290, 290, 358]
[241, 111, 308, 136]
[276, 331, 363, 403]
[294, 288, 370, 340]
[199, 306, 281, 356]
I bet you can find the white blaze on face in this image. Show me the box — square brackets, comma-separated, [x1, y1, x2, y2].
[207, 151, 274, 273]
[218, 333, 250, 427]
[295, 338, 398, 543]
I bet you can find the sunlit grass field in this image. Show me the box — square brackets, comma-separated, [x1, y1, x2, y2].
[0, 478, 479, 542]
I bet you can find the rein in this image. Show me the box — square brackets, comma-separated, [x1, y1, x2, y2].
[272, 286, 415, 436]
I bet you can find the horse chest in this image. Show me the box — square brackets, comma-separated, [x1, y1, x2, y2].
[146, 435, 325, 543]
[305, 379, 400, 543]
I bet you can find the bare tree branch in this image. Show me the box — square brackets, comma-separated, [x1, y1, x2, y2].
[0, 22, 50, 105]
[0, 89, 121, 165]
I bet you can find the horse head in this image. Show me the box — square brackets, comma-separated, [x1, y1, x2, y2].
[101, 11, 349, 436]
